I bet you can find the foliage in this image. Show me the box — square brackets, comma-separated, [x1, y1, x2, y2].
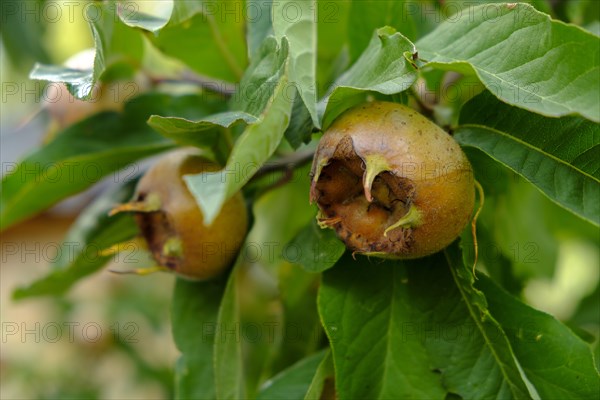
[3, 0, 599, 399]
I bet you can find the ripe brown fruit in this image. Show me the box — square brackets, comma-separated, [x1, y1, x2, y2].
[123, 149, 248, 280]
[310, 101, 474, 259]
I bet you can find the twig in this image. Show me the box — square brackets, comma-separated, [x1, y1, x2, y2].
[250, 149, 315, 182]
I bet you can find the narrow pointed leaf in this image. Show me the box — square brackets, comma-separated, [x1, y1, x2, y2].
[148, 111, 257, 149]
[0, 93, 210, 231]
[184, 50, 293, 225]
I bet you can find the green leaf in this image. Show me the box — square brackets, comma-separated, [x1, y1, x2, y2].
[184, 57, 293, 225]
[304, 350, 334, 400]
[320, 27, 418, 129]
[214, 257, 245, 400]
[273, 264, 323, 373]
[150, 1, 247, 82]
[256, 350, 328, 400]
[148, 111, 257, 158]
[477, 275, 600, 399]
[348, 0, 417, 62]
[287, 219, 345, 273]
[444, 244, 534, 398]
[319, 246, 533, 399]
[231, 36, 290, 117]
[273, 0, 319, 127]
[243, 163, 319, 377]
[1, 93, 214, 231]
[417, 3, 600, 122]
[455, 91, 600, 226]
[30, 2, 143, 99]
[246, 0, 273, 61]
[172, 277, 227, 400]
[284, 94, 314, 149]
[12, 179, 139, 299]
[116, 1, 173, 32]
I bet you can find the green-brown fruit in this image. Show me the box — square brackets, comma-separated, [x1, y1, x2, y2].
[310, 101, 474, 259]
[132, 149, 248, 280]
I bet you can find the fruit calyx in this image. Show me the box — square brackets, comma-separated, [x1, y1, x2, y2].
[310, 101, 474, 259]
[111, 148, 248, 280]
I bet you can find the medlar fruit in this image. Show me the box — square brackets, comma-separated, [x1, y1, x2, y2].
[115, 149, 248, 280]
[310, 101, 474, 259]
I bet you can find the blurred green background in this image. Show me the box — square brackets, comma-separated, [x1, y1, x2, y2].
[1, 2, 176, 398]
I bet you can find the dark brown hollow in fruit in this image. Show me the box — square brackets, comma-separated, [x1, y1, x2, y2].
[310, 101, 474, 259]
[134, 149, 248, 280]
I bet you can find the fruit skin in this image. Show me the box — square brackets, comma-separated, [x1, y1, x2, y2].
[134, 149, 248, 280]
[310, 101, 474, 259]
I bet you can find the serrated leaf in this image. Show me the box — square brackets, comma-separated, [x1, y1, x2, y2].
[172, 277, 227, 400]
[319, 245, 533, 399]
[273, 0, 318, 127]
[256, 350, 328, 400]
[149, 1, 246, 83]
[477, 275, 600, 399]
[455, 91, 600, 226]
[417, 3, 600, 122]
[287, 219, 345, 273]
[12, 179, 139, 299]
[0, 93, 213, 231]
[184, 58, 293, 225]
[320, 27, 418, 129]
[30, 3, 143, 99]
